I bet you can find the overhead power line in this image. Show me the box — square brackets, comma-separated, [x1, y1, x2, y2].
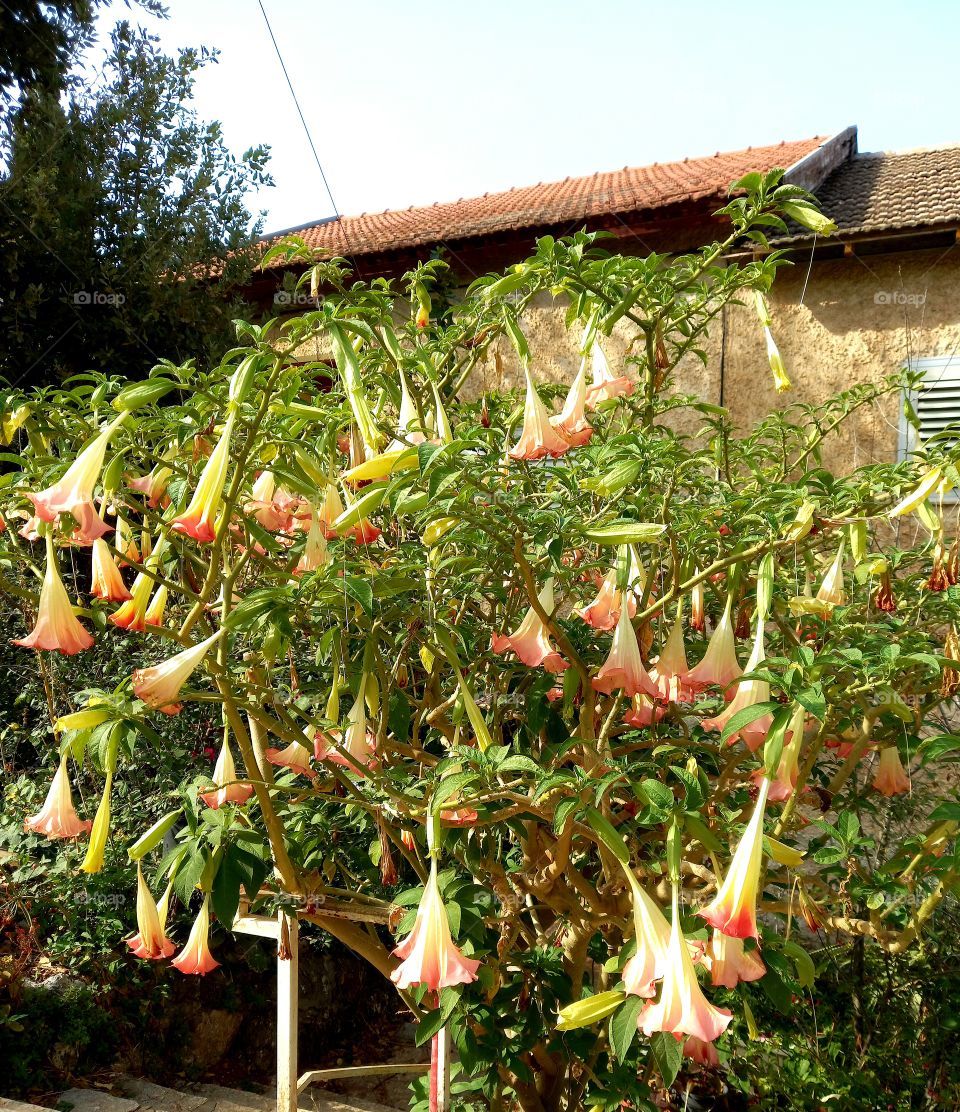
[256, 0, 341, 223]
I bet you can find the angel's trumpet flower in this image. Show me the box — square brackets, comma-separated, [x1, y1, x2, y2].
[294, 507, 329, 576]
[703, 931, 766, 988]
[199, 738, 254, 809]
[687, 594, 741, 693]
[79, 774, 113, 874]
[873, 566, 897, 612]
[699, 777, 771, 940]
[702, 617, 770, 751]
[888, 466, 948, 518]
[755, 291, 791, 393]
[941, 626, 960, 697]
[13, 532, 94, 654]
[172, 409, 237, 543]
[114, 516, 140, 565]
[317, 481, 346, 539]
[144, 584, 167, 628]
[245, 471, 293, 532]
[648, 608, 698, 704]
[126, 862, 176, 960]
[28, 413, 125, 542]
[623, 693, 666, 728]
[132, 629, 223, 714]
[432, 383, 454, 446]
[690, 580, 705, 632]
[265, 735, 314, 775]
[683, 1037, 720, 1066]
[24, 758, 92, 839]
[640, 883, 732, 1043]
[109, 570, 153, 631]
[390, 856, 479, 992]
[509, 365, 571, 461]
[620, 871, 671, 998]
[584, 339, 635, 408]
[172, 894, 220, 975]
[90, 539, 131, 602]
[816, 542, 847, 610]
[576, 566, 636, 631]
[755, 703, 805, 803]
[389, 372, 427, 449]
[873, 746, 910, 797]
[549, 358, 593, 446]
[128, 460, 172, 508]
[593, 601, 655, 697]
[316, 689, 377, 774]
[492, 578, 568, 673]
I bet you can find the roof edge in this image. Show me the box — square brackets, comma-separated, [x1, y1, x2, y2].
[783, 126, 858, 192]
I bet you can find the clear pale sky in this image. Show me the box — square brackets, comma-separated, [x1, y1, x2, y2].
[94, 0, 957, 235]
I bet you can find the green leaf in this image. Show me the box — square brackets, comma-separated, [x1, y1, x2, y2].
[637, 779, 674, 815]
[719, 701, 779, 745]
[583, 521, 666, 545]
[837, 811, 860, 845]
[343, 576, 374, 615]
[648, 1030, 683, 1087]
[781, 939, 816, 988]
[585, 807, 630, 864]
[556, 989, 625, 1031]
[432, 771, 481, 813]
[609, 995, 646, 1062]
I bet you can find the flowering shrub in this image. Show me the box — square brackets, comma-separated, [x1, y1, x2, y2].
[3, 170, 960, 1110]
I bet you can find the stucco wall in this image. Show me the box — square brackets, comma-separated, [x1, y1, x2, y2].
[468, 245, 960, 473]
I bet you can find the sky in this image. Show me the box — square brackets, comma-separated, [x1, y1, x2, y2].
[93, 0, 957, 236]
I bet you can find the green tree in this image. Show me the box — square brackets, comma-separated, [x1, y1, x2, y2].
[0, 20, 272, 386]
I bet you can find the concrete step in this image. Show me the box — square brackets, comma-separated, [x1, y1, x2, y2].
[113, 1080, 207, 1112]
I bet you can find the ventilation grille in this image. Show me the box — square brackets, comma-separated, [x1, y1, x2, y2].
[914, 362, 960, 448]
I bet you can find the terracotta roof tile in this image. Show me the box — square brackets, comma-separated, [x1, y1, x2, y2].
[260, 135, 829, 266]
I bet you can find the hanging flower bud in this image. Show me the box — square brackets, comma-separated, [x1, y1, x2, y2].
[144, 584, 168, 628]
[592, 600, 656, 698]
[128, 460, 172, 508]
[199, 738, 255, 809]
[648, 607, 698, 704]
[114, 516, 140, 565]
[509, 365, 571, 461]
[702, 615, 771, 751]
[172, 409, 237, 543]
[926, 540, 950, 592]
[888, 466, 948, 518]
[172, 895, 220, 975]
[80, 774, 113, 874]
[754, 703, 805, 802]
[132, 629, 223, 714]
[317, 481, 346, 539]
[549, 357, 593, 446]
[126, 862, 176, 960]
[13, 532, 95, 654]
[576, 567, 635, 631]
[699, 778, 771, 939]
[264, 735, 314, 775]
[941, 626, 960, 697]
[109, 570, 153, 631]
[492, 578, 568, 673]
[28, 413, 126, 542]
[754, 291, 790, 393]
[91, 539, 131, 602]
[872, 746, 910, 797]
[24, 758, 92, 839]
[690, 580, 705, 632]
[294, 506, 330, 576]
[623, 692, 666, 728]
[316, 688, 377, 774]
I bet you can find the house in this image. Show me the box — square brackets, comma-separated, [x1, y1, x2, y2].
[252, 127, 960, 475]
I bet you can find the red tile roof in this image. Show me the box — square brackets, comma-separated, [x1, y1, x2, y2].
[259, 135, 831, 267]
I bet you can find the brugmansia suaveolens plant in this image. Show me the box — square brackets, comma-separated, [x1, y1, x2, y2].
[6, 170, 960, 1110]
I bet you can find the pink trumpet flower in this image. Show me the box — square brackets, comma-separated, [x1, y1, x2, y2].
[24, 758, 92, 839]
[126, 862, 176, 960]
[873, 746, 910, 797]
[90, 539, 131, 602]
[699, 777, 771, 940]
[549, 358, 593, 446]
[390, 858, 480, 992]
[648, 609, 698, 704]
[576, 567, 636, 631]
[686, 594, 741, 693]
[245, 471, 294, 532]
[640, 884, 732, 1044]
[172, 895, 220, 975]
[28, 413, 125, 542]
[701, 617, 770, 751]
[294, 507, 330, 575]
[584, 339, 635, 409]
[316, 691, 377, 774]
[172, 409, 237, 543]
[703, 931, 766, 988]
[690, 581, 706, 632]
[754, 703, 805, 802]
[492, 578, 568, 673]
[13, 532, 94, 654]
[265, 736, 314, 775]
[199, 738, 255, 809]
[317, 482, 346, 539]
[144, 585, 167, 627]
[684, 1036, 720, 1067]
[109, 570, 153, 631]
[128, 462, 172, 508]
[592, 600, 655, 697]
[132, 629, 222, 714]
[621, 873, 672, 998]
[623, 693, 667, 728]
[509, 365, 571, 461]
